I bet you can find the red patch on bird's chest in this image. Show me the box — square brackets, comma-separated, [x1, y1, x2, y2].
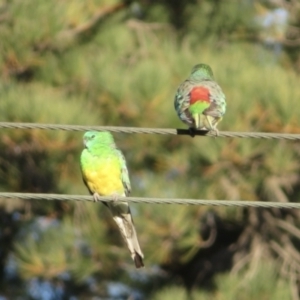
[190, 87, 210, 104]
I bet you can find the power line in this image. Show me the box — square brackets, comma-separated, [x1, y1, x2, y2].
[0, 192, 300, 209]
[0, 122, 300, 140]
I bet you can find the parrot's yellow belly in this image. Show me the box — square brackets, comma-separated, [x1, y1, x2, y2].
[83, 163, 124, 196]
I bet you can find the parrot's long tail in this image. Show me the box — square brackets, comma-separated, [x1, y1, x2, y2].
[108, 201, 144, 268]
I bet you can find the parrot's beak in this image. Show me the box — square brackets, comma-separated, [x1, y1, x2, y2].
[83, 138, 87, 148]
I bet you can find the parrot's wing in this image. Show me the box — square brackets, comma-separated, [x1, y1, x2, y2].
[116, 149, 131, 196]
[203, 100, 225, 118]
[174, 81, 191, 112]
[174, 81, 195, 126]
[202, 81, 226, 118]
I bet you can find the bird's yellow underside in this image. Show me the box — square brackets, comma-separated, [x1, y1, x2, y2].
[83, 161, 124, 196]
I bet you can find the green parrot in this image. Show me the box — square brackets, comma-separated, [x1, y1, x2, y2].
[80, 131, 144, 268]
[174, 63, 226, 135]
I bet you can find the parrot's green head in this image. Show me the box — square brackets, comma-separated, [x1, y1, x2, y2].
[83, 131, 115, 149]
[190, 64, 214, 81]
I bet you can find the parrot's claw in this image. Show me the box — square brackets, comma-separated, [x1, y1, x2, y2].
[210, 128, 219, 137]
[93, 193, 101, 202]
[205, 115, 219, 137]
[111, 193, 119, 203]
[93, 193, 119, 203]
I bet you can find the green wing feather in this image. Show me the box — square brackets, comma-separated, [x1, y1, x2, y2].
[116, 149, 131, 196]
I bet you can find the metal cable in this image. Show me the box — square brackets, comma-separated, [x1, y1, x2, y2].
[1, 192, 300, 209]
[1, 123, 299, 207]
[0, 122, 300, 140]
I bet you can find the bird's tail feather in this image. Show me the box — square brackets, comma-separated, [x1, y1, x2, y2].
[109, 202, 144, 268]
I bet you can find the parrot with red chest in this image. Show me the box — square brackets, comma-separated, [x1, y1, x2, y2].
[174, 64, 226, 136]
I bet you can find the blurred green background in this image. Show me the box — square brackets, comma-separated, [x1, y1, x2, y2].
[0, 0, 300, 299]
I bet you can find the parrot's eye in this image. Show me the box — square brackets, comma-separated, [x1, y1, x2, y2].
[91, 135, 95, 139]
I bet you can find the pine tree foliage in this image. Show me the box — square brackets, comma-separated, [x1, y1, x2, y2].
[0, 0, 300, 298]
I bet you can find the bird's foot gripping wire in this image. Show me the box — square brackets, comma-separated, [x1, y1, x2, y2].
[210, 128, 219, 137]
[205, 115, 219, 137]
[93, 192, 102, 202]
[111, 193, 120, 203]
[93, 193, 120, 203]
